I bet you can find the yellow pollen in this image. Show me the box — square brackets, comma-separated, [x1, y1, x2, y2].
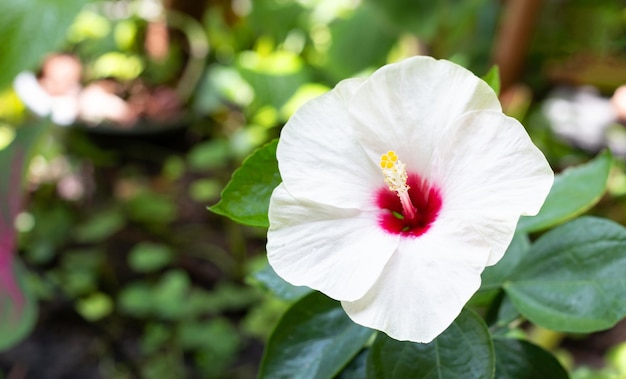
[379, 151, 398, 169]
[379, 151, 409, 194]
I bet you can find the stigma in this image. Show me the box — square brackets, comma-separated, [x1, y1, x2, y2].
[380, 151, 417, 221]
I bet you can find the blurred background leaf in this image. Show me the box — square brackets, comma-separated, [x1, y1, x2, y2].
[0, 0, 92, 90]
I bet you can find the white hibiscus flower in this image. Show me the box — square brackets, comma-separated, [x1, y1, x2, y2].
[267, 56, 553, 343]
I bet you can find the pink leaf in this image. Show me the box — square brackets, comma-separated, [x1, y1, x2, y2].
[0, 147, 26, 317]
[0, 123, 46, 350]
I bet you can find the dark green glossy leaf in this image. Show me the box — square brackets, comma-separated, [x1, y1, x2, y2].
[517, 150, 612, 233]
[337, 349, 369, 379]
[210, 139, 280, 227]
[494, 338, 568, 379]
[366, 308, 495, 379]
[481, 65, 500, 96]
[251, 262, 312, 301]
[474, 232, 527, 330]
[505, 216, 626, 333]
[473, 233, 530, 306]
[259, 291, 374, 379]
[485, 294, 520, 333]
[0, 0, 90, 89]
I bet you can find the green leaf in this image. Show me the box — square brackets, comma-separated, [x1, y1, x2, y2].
[366, 0, 488, 45]
[128, 242, 173, 273]
[251, 263, 312, 301]
[259, 291, 374, 379]
[365, 0, 440, 39]
[210, 139, 280, 227]
[178, 318, 239, 353]
[74, 207, 125, 243]
[325, 3, 397, 81]
[481, 65, 500, 96]
[237, 50, 311, 109]
[187, 139, 230, 171]
[485, 294, 520, 332]
[0, 0, 90, 89]
[76, 292, 113, 321]
[493, 338, 568, 379]
[247, 0, 303, 45]
[151, 270, 191, 320]
[505, 216, 626, 333]
[337, 350, 368, 379]
[517, 150, 612, 233]
[125, 191, 177, 225]
[474, 233, 530, 306]
[366, 308, 495, 379]
[474, 234, 528, 329]
[482, 233, 530, 288]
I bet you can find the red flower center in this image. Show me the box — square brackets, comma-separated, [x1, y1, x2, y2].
[376, 173, 442, 237]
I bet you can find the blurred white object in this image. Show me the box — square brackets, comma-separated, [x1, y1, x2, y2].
[542, 86, 626, 155]
[13, 54, 84, 126]
[78, 82, 136, 126]
[13, 72, 53, 117]
[14, 72, 80, 126]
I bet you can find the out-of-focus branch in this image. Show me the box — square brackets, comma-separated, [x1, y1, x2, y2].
[493, 0, 543, 92]
[163, 0, 208, 21]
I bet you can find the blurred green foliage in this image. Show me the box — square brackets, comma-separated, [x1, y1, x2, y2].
[0, 0, 625, 377]
[0, 0, 90, 89]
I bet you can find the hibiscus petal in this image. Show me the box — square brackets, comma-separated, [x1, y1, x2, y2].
[459, 213, 520, 266]
[341, 224, 488, 343]
[430, 110, 554, 264]
[348, 56, 502, 176]
[277, 78, 382, 210]
[267, 184, 398, 301]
